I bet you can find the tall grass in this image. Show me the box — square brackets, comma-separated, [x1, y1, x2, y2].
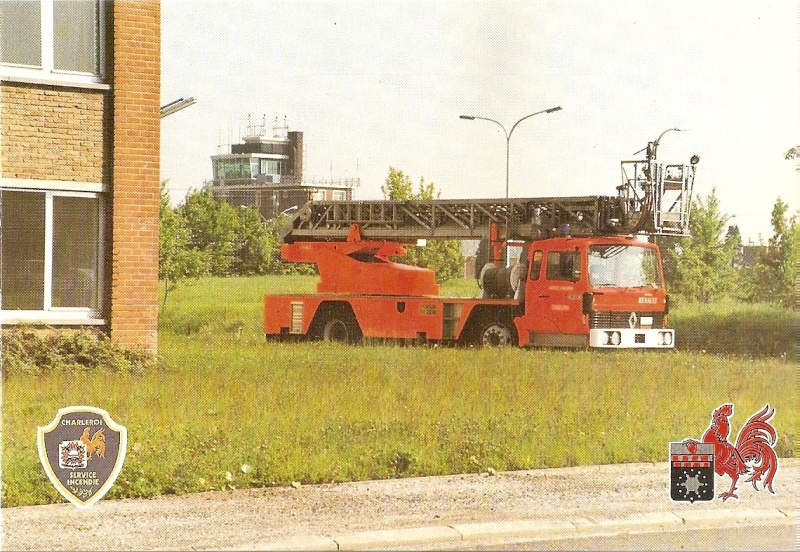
[2, 276, 795, 507]
[669, 297, 796, 358]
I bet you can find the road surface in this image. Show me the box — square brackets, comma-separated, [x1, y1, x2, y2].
[2, 459, 797, 551]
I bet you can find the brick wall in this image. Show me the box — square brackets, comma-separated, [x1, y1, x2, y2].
[0, 83, 110, 183]
[110, 2, 160, 351]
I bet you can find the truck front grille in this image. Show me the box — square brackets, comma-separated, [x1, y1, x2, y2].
[590, 311, 665, 329]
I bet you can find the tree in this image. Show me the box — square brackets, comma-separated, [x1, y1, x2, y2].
[232, 206, 271, 275]
[381, 166, 415, 201]
[158, 182, 206, 306]
[266, 213, 317, 275]
[179, 190, 239, 276]
[653, 234, 681, 290]
[161, 186, 308, 280]
[381, 167, 464, 282]
[670, 188, 736, 302]
[747, 197, 796, 308]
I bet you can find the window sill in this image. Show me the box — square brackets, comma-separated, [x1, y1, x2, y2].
[0, 74, 110, 91]
[0, 313, 107, 326]
[1, 178, 108, 193]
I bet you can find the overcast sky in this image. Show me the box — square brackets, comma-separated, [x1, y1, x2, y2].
[160, 0, 798, 243]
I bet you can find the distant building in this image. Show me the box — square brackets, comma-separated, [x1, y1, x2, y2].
[207, 118, 358, 220]
[735, 245, 765, 269]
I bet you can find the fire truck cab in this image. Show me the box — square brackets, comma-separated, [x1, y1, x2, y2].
[512, 235, 671, 348]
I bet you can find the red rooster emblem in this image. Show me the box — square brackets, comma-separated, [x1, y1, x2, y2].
[684, 404, 778, 501]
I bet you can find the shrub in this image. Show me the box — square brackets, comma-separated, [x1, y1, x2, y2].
[1, 327, 159, 376]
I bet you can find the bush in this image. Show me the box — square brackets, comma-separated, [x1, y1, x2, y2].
[1, 327, 159, 376]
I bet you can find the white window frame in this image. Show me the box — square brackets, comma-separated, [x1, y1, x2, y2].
[0, 187, 106, 325]
[0, 0, 107, 86]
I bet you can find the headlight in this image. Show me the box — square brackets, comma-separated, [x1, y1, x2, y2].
[606, 331, 621, 346]
[658, 331, 673, 346]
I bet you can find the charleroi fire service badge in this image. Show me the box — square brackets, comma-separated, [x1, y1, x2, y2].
[38, 406, 127, 509]
[671, 403, 778, 503]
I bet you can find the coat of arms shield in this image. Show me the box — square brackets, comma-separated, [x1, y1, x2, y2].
[669, 441, 715, 503]
[37, 406, 127, 509]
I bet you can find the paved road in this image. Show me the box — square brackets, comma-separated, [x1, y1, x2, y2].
[461, 524, 797, 551]
[3, 459, 798, 551]
[259, 509, 796, 551]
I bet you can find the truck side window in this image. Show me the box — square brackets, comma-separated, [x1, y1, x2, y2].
[530, 250, 543, 280]
[546, 251, 580, 281]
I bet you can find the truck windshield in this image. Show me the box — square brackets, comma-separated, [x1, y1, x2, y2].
[588, 244, 661, 288]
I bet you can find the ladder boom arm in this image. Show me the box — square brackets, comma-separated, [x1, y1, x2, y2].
[282, 195, 631, 243]
[280, 158, 697, 243]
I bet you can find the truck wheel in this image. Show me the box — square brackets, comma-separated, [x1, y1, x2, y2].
[480, 322, 514, 348]
[323, 318, 349, 342]
[321, 314, 362, 344]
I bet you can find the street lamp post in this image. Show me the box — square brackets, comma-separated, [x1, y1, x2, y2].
[460, 106, 562, 266]
[647, 127, 686, 161]
[160, 97, 197, 119]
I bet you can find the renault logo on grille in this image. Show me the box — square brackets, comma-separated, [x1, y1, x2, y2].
[628, 312, 638, 328]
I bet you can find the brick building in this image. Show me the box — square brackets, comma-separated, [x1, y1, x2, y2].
[208, 118, 358, 221]
[1, 1, 161, 352]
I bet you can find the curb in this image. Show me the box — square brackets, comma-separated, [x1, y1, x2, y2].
[229, 508, 795, 551]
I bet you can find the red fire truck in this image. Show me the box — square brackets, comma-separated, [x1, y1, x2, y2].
[264, 155, 698, 348]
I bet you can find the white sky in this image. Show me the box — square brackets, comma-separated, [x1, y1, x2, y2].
[160, 0, 799, 243]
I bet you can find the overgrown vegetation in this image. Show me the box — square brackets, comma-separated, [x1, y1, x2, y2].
[159, 183, 295, 305]
[1, 327, 158, 376]
[669, 298, 795, 359]
[664, 190, 796, 308]
[380, 167, 465, 282]
[666, 188, 737, 302]
[2, 275, 795, 508]
[736, 197, 797, 308]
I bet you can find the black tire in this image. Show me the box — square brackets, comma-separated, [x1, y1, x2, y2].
[317, 307, 362, 344]
[479, 321, 515, 348]
[322, 317, 350, 342]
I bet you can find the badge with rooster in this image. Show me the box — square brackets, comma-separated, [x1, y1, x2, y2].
[38, 406, 127, 509]
[671, 404, 778, 503]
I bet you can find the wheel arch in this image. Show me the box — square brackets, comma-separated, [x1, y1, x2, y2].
[308, 300, 363, 343]
[459, 305, 520, 347]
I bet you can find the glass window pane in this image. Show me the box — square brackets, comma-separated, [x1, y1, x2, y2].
[1, 190, 45, 310]
[529, 250, 543, 281]
[546, 250, 580, 282]
[0, 0, 42, 66]
[51, 196, 100, 309]
[53, 0, 98, 74]
[588, 245, 662, 288]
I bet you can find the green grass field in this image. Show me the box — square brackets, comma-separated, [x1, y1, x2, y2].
[2, 276, 796, 507]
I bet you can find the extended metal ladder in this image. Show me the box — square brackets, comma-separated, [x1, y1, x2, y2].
[282, 158, 697, 243]
[282, 195, 633, 243]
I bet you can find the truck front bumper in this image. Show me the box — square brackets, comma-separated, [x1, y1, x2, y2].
[589, 328, 674, 349]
